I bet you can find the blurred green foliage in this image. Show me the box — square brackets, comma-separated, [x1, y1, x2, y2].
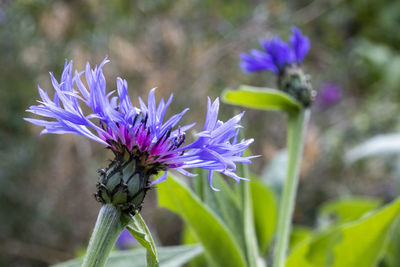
[53, 244, 203, 267]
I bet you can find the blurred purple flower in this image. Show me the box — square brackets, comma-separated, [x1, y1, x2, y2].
[240, 27, 310, 74]
[0, 8, 5, 24]
[116, 229, 137, 250]
[25, 58, 255, 191]
[316, 83, 343, 108]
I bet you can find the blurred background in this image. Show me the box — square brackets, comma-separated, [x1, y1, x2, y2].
[1, 0, 400, 265]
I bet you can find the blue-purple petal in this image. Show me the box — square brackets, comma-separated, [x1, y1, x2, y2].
[240, 27, 309, 74]
[26, 58, 255, 190]
[289, 26, 310, 62]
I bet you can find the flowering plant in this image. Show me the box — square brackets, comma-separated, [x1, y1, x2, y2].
[26, 58, 254, 266]
[220, 26, 400, 267]
[25, 27, 400, 267]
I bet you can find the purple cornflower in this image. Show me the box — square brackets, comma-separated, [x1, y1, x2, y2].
[316, 83, 342, 108]
[25, 58, 254, 212]
[240, 27, 310, 74]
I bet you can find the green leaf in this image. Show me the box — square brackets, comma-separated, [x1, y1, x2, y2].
[290, 226, 313, 250]
[52, 245, 203, 267]
[331, 198, 400, 267]
[193, 170, 241, 235]
[157, 173, 247, 267]
[222, 85, 301, 114]
[318, 197, 382, 227]
[287, 197, 400, 267]
[204, 173, 246, 254]
[250, 178, 277, 255]
[382, 220, 400, 267]
[127, 213, 159, 267]
[189, 170, 249, 266]
[193, 163, 262, 267]
[182, 227, 208, 267]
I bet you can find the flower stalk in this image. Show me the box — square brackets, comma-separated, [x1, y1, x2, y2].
[82, 204, 131, 267]
[238, 25, 312, 267]
[273, 109, 310, 267]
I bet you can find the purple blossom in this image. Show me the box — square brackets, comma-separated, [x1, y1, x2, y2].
[116, 229, 137, 250]
[25, 58, 255, 190]
[240, 27, 310, 74]
[316, 83, 343, 108]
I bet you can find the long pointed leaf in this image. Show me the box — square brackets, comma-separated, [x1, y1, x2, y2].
[157, 173, 247, 267]
[222, 85, 301, 114]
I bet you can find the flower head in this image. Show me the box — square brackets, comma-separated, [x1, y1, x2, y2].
[26, 58, 254, 213]
[240, 26, 309, 74]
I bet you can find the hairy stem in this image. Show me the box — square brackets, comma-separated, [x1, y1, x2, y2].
[273, 109, 310, 267]
[82, 204, 130, 267]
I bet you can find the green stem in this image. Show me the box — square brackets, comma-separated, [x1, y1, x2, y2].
[236, 147, 261, 267]
[82, 204, 130, 267]
[273, 109, 310, 267]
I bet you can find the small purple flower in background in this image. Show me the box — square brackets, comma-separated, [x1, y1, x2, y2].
[240, 27, 310, 74]
[240, 26, 314, 107]
[116, 229, 137, 250]
[316, 83, 343, 108]
[0, 8, 5, 25]
[26, 58, 255, 213]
